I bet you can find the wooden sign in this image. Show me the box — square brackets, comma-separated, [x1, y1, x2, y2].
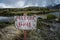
[14, 16, 37, 30]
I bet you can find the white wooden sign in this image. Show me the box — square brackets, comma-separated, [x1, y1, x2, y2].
[14, 16, 37, 30]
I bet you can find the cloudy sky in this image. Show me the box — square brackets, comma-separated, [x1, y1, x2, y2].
[0, 0, 60, 8]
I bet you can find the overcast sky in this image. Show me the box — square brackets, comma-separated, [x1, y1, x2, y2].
[0, 0, 60, 8]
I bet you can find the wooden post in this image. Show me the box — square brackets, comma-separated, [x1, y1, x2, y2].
[24, 14, 27, 40]
[24, 30, 27, 40]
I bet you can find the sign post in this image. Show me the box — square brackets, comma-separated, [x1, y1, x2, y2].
[24, 30, 27, 40]
[15, 15, 37, 40]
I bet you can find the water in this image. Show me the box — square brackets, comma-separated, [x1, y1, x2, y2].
[49, 12, 60, 17]
[0, 12, 60, 22]
[0, 16, 14, 22]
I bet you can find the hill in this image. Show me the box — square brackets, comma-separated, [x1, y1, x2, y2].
[47, 4, 60, 9]
[0, 7, 60, 16]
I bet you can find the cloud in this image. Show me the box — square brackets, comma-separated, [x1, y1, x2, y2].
[54, 0, 60, 4]
[24, 0, 60, 7]
[14, 1, 25, 8]
[0, 0, 60, 8]
[0, 3, 15, 8]
[0, 0, 20, 5]
[0, 0, 25, 8]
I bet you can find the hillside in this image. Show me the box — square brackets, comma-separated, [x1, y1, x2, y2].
[0, 7, 60, 16]
[47, 4, 60, 9]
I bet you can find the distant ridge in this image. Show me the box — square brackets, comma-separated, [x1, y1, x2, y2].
[47, 4, 60, 9]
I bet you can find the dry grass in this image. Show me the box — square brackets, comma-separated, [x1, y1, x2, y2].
[0, 24, 23, 40]
[0, 24, 44, 40]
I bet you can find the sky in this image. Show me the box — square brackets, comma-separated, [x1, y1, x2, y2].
[0, 0, 60, 8]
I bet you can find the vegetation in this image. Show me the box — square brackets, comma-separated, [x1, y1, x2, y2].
[0, 7, 60, 16]
[47, 14, 57, 20]
[57, 17, 60, 22]
[0, 7, 60, 40]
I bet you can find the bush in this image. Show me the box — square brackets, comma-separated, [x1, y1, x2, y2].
[27, 12, 34, 16]
[47, 14, 57, 20]
[58, 17, 60, 22]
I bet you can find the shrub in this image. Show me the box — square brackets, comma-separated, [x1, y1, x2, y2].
[58, 17, 60, 22]
[47, 14, 57, 20]
[27, 12, 34, 16]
